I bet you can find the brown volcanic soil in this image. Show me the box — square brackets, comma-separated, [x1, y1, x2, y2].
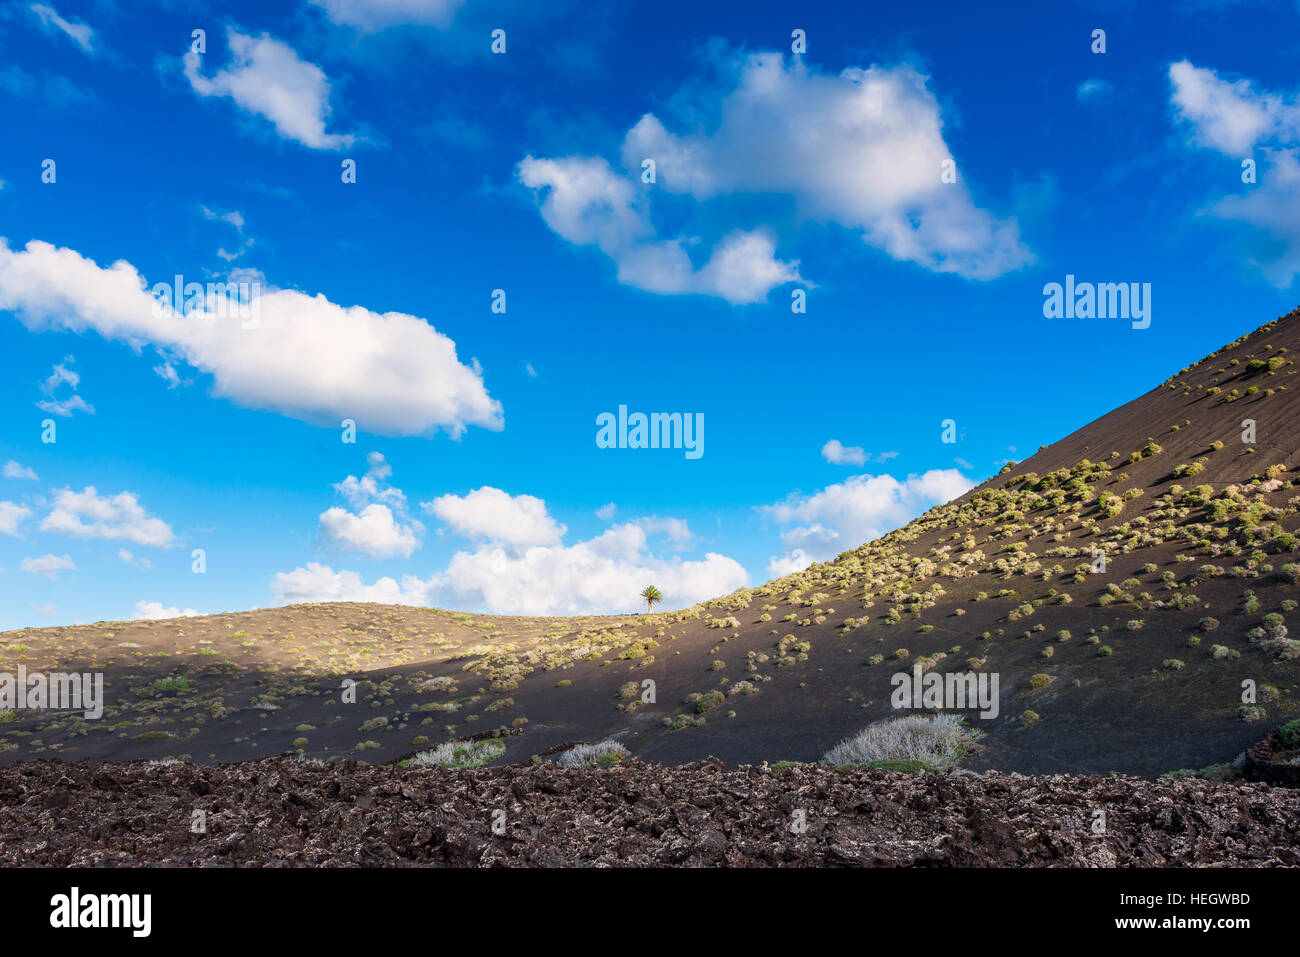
[3, 757, 1299, 867]
[3, 309, 1300, 777]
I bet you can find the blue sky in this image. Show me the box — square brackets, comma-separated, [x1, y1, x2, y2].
[2, 0, 1299, 628]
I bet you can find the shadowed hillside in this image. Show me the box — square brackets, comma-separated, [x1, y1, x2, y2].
[5, 309, 1300, 776]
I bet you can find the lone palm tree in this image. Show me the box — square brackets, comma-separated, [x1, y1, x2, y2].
[639, 585, 663, 614]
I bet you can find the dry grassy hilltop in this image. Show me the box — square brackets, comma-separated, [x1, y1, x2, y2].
[5, 309, 1300, 777]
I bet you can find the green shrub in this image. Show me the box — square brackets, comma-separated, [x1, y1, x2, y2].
[150, 676, 191, 693]
[694, 690, 726, 714]
[865, 758, 940, 773]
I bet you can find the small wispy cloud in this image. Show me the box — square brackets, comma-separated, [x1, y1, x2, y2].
[822, 440, 899, 466]
[1076, 78, 1114, 102]
[21, 553, 76, 579]
[3, 460, 38, 481]
[28, 2, 97, 57]
[200, 204, 254, 261]
[36, 356, 95, 417]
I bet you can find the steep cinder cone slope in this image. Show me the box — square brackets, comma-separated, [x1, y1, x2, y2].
[2, 311, 1299, 775]
[615, 306, 1300, 773]
[542, 306, 1300, 774]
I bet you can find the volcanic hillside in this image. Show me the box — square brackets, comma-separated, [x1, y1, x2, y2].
[4, 310, 1300, 776]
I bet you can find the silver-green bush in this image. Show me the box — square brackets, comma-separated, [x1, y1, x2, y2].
[821, 714, 983, 769]
[553, 739, 630, 768]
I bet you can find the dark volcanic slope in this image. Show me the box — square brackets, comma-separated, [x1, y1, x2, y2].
[3, 310, 1300, 775]
[3, 757, 1299, 867]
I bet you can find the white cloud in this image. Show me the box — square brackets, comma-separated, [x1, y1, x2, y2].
[518, 155, 801, 304]
[0, 239, 502, 437]
[595, 502, 617, 520]
[1170, 61, 1300, 286]
[36, 356, 93, 417]
[21, 553, 75, 579]
[310, 0, 466, 31]
[184, 28, 355, 150]
[154, 361, 180, 388]
[200, 205, 253, 262]
[519, 52, 1032, 298]
[36, 394, 93, 417]
[1169, 60, 1297, 155]
[277, 489, 749, 615]
[776, 522, 842, 557]
[1208, 149, 1300, 285]
[133, 601, 198, 620]
[29, 3, 96, 56]
[29, 602, 57, 616]
[118, 548, 152, 570]
[0, 502, 30, 536]
[40, 487, 175, 547]
[3, 460, 38, 480]
[319, 452, 422, 558]
[821, 439, 866, 466]
[618, 52, 1032, 281]
[273, 534, 748, 616]
[767, 548, 813, 577]
[632, 515, 693, 547]
[1076, 78, 1113, 102]
[423, 486, 566, 551]
[320, 503, 421, 559]
[200, 206, 246, 232]
[763, 469, 974, 568]
[429, 532, 748, 616]
[270, 562, 429, 605]
[821, 440, 899, 466]
[333, 451, 407, 509]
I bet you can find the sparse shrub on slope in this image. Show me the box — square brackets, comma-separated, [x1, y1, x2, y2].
[553, 739, 630, 768]
[151, 676, 191, 693]
[821, 714, 983, 769]
[409, 738, 505, 769]
[1279, 719, 1300, 751]
[692, 690, 726, 714]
